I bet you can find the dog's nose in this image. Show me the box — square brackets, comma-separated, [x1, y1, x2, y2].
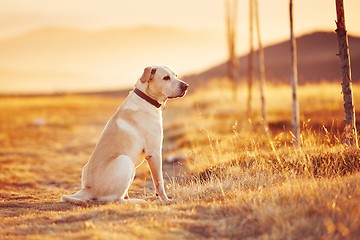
[180, 82, 189, 92]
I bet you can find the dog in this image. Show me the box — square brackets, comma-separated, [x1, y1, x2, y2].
[61, 66, 188, 206]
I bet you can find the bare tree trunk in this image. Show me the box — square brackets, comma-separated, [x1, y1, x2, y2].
[225, 0, 239, 101]
[247, 0, 254, 114]
[289, 0, 300, 146]
[254, 0, 268, 131]
[335, 0, 359, 147]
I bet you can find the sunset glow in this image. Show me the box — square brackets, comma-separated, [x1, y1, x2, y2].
[1, 2, 360, 238]
[0, 0, 359, 93]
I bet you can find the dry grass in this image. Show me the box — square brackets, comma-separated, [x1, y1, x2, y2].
[1, 83, 360, 239]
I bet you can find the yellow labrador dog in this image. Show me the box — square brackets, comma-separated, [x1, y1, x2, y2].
[61, 66, 188, 206]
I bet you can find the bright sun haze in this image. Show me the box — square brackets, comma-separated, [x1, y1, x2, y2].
[0, 0, 359, 93]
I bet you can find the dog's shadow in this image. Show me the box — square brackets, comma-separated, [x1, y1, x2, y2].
[0, 196, 167, 218]
[0, 200, 78, 217]
[0, 199, 118, 228]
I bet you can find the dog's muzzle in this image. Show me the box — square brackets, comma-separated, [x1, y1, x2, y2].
[169, 82, 188, 99]
[179, 82, 189, 97]
[180, 82, 189, 92]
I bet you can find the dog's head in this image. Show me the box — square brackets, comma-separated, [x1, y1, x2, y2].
[136, 66, 189, 103]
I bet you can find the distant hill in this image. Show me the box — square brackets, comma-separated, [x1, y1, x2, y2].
[2, 28, 359, 94]
[0, 26, 223, 93]
[184, 32, 360, 86]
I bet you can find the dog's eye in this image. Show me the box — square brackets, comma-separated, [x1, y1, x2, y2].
[163, 76, 171, 81]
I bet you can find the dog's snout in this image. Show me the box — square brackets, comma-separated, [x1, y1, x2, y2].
[180, 82, 189, 92]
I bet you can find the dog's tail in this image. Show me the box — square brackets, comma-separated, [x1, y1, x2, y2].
[61, 189, 91, 207]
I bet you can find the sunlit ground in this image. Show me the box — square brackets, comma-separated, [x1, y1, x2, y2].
[0, 82, 359, 239]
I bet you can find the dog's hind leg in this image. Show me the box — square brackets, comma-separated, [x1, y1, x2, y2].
[97, 155, 145, 203]
[61, 189, 92, 207]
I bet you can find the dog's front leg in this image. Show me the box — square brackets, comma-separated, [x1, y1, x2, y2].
[146, 153, 171, 203]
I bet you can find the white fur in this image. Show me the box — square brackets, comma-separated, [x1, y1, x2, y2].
[61, 66, 188, 206]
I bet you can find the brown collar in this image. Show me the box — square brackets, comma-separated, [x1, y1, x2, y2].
[133, 88, 162, 108]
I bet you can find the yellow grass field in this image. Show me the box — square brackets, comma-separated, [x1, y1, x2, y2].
[1, 82, 360, 239]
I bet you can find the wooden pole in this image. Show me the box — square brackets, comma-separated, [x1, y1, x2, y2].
[225, 0, 238, 101]
[247, 0, 254, 114]
[254, 0, 268, 131]
[289, 0, 300, 146]
[335, 0, 359, 147]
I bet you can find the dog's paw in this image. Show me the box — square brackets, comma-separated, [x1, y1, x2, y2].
[155, 193, 174, 204]
[161, 197, 174, 205]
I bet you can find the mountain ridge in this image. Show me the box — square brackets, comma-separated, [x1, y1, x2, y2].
[0, 26, 224, 93]
[1, 28, 359, 94]
[184, 31, 360, 86]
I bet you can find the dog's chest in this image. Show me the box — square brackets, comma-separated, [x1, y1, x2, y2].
[140, 114, 163, 140]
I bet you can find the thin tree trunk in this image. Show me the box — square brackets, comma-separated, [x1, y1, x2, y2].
[225, 0, 238, 101]
[247, 0, 254, 114]
[289, 0, 300, 146]
[254, 0, 268, 131]
[335, 0, 359, 147]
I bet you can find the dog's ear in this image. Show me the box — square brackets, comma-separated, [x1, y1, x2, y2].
[140, 67, 157, 83]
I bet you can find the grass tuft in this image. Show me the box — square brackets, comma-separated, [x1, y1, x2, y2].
[1, 83, 360, 239]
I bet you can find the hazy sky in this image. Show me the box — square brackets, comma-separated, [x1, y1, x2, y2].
[1, 0, 359, 44]
[0, 0, 360, 93]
